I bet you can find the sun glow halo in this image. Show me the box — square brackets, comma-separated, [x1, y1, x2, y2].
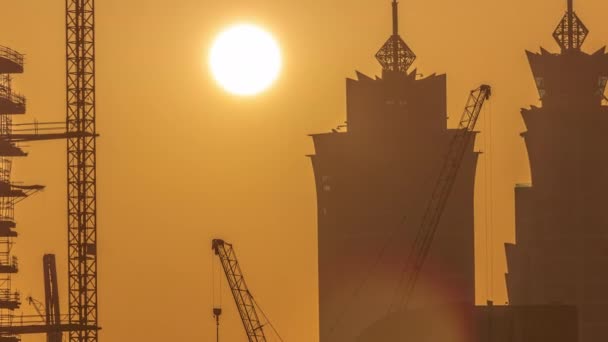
[209, 24, 282, 96]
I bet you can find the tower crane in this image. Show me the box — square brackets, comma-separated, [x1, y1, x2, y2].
[65, 2, 99, 342]
[0, 1, 100, 340]
[212, 239, 273, 342]
[394, 85, 492, 309]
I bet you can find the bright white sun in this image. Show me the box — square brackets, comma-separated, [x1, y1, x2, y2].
[209, 24, 282, 96]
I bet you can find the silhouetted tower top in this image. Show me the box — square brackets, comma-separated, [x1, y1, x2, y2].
[375, 0, 416, 73]
[553, 0, 589, 53]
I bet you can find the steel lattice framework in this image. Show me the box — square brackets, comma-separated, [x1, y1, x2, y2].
[66, 1, 98, 342]
[553, 0, 588, 53]
[375, 0, 416, 73]
[375, 35, 416, 73]
[392, 85, 492, 311]
[212, 239, 267, 342]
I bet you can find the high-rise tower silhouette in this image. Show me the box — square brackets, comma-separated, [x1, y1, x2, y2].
[309, 1, 478, 340]
[505, 1, 608, 341]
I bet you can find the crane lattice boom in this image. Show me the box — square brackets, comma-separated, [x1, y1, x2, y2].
[397, 85, 491, 308]
[212, 239, 267, 342]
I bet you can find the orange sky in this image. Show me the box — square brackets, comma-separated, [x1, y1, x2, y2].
[0, 0, 608, 341]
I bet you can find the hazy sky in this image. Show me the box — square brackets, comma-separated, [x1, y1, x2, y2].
[0, 0, 608, 341]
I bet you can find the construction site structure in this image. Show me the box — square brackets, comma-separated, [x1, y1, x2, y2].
[65, 1, 99, 342]
[10, 253, 96, 339]
[0, 1, 101, 341]
[0, 44, 97, 341]
[26, 255, 63, 342]
[0, 45, 44, 342]
[212, 239, 268, 342]
[505, 0, 608, 341]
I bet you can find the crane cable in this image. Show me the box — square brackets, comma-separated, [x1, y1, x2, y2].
[211, 248, 223, 312]
[483, 98, 495, 300]
[251, 296, 284, 342]
[389, 148, 457, 311]
[211, 248, 215, 309]
[326, 87, 490, 335]
[488, 98, 495, 299]
[325, 215, 409, 339]
[388, 97, 462, 311]
[326, 100, 455, 336]
[483, 98, 490, 300]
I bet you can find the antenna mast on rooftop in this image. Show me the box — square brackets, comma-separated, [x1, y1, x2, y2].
[553, 0, 588, 53]
[375, 0, 416, 73]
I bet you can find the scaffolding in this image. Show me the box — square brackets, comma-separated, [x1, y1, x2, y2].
[0, 2, 102, 341]
[0, 45, 43, 342]
[0, 40, 95, 341]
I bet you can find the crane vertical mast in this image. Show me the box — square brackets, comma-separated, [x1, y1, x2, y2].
[212, 239, 267, 342]
[395, 85, 492, 309]
[65, 1, 98, 342]
[567, 0, 574, 50]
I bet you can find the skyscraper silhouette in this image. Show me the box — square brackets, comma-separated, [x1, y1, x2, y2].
[310, 1, 478, 340]
[505, 1, 608, 341]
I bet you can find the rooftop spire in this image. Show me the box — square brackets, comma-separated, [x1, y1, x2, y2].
[375, 0, 416, 73]
[553, 0, 588, 53]
[392, 0, 399, 35]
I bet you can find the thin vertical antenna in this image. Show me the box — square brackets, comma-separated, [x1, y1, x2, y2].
[376, 0, 416, 72]
[392, 0, 399, 35]
[567, 0, 573, 50]
[392, 0, 399, 70]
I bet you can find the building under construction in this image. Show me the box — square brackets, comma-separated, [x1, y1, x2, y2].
[309, 2, 478, 341]
[0, 45, 76, 342]
[309, 1, 590, 342]
[0, 45, 44, 342]
[505, 1, 608, 341]
[0, 1, 101, 342]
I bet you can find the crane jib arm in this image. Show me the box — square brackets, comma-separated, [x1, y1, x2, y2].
[212, 239, 268, 342]
[396, 85, 491, 308]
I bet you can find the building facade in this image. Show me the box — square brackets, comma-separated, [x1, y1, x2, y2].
[505, 2, 608, 341]
[309, 2, 479, 340]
